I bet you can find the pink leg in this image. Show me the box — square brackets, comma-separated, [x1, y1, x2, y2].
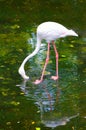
[51, 41, 59, 80]
[34, 43, 50, 84]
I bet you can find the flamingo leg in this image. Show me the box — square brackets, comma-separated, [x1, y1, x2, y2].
[34, 43, 50, 84]
[51, 41, 59, 80]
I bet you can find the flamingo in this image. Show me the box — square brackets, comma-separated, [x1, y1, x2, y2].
[18, 21, 78, 84]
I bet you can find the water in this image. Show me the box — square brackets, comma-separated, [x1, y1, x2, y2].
[0, 0, 86, 130]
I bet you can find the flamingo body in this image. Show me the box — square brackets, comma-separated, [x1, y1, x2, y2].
[37, 22, 78, 42]
[18, 22, 78, 83]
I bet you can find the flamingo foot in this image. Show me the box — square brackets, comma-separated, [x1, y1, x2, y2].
[34, 79, 43, 85]
[51, 76, 59, 80]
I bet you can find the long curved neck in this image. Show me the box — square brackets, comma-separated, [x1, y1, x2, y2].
[21, 36, 41, 67]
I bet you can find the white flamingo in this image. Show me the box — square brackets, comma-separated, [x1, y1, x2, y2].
[18, 21, 78, 84]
